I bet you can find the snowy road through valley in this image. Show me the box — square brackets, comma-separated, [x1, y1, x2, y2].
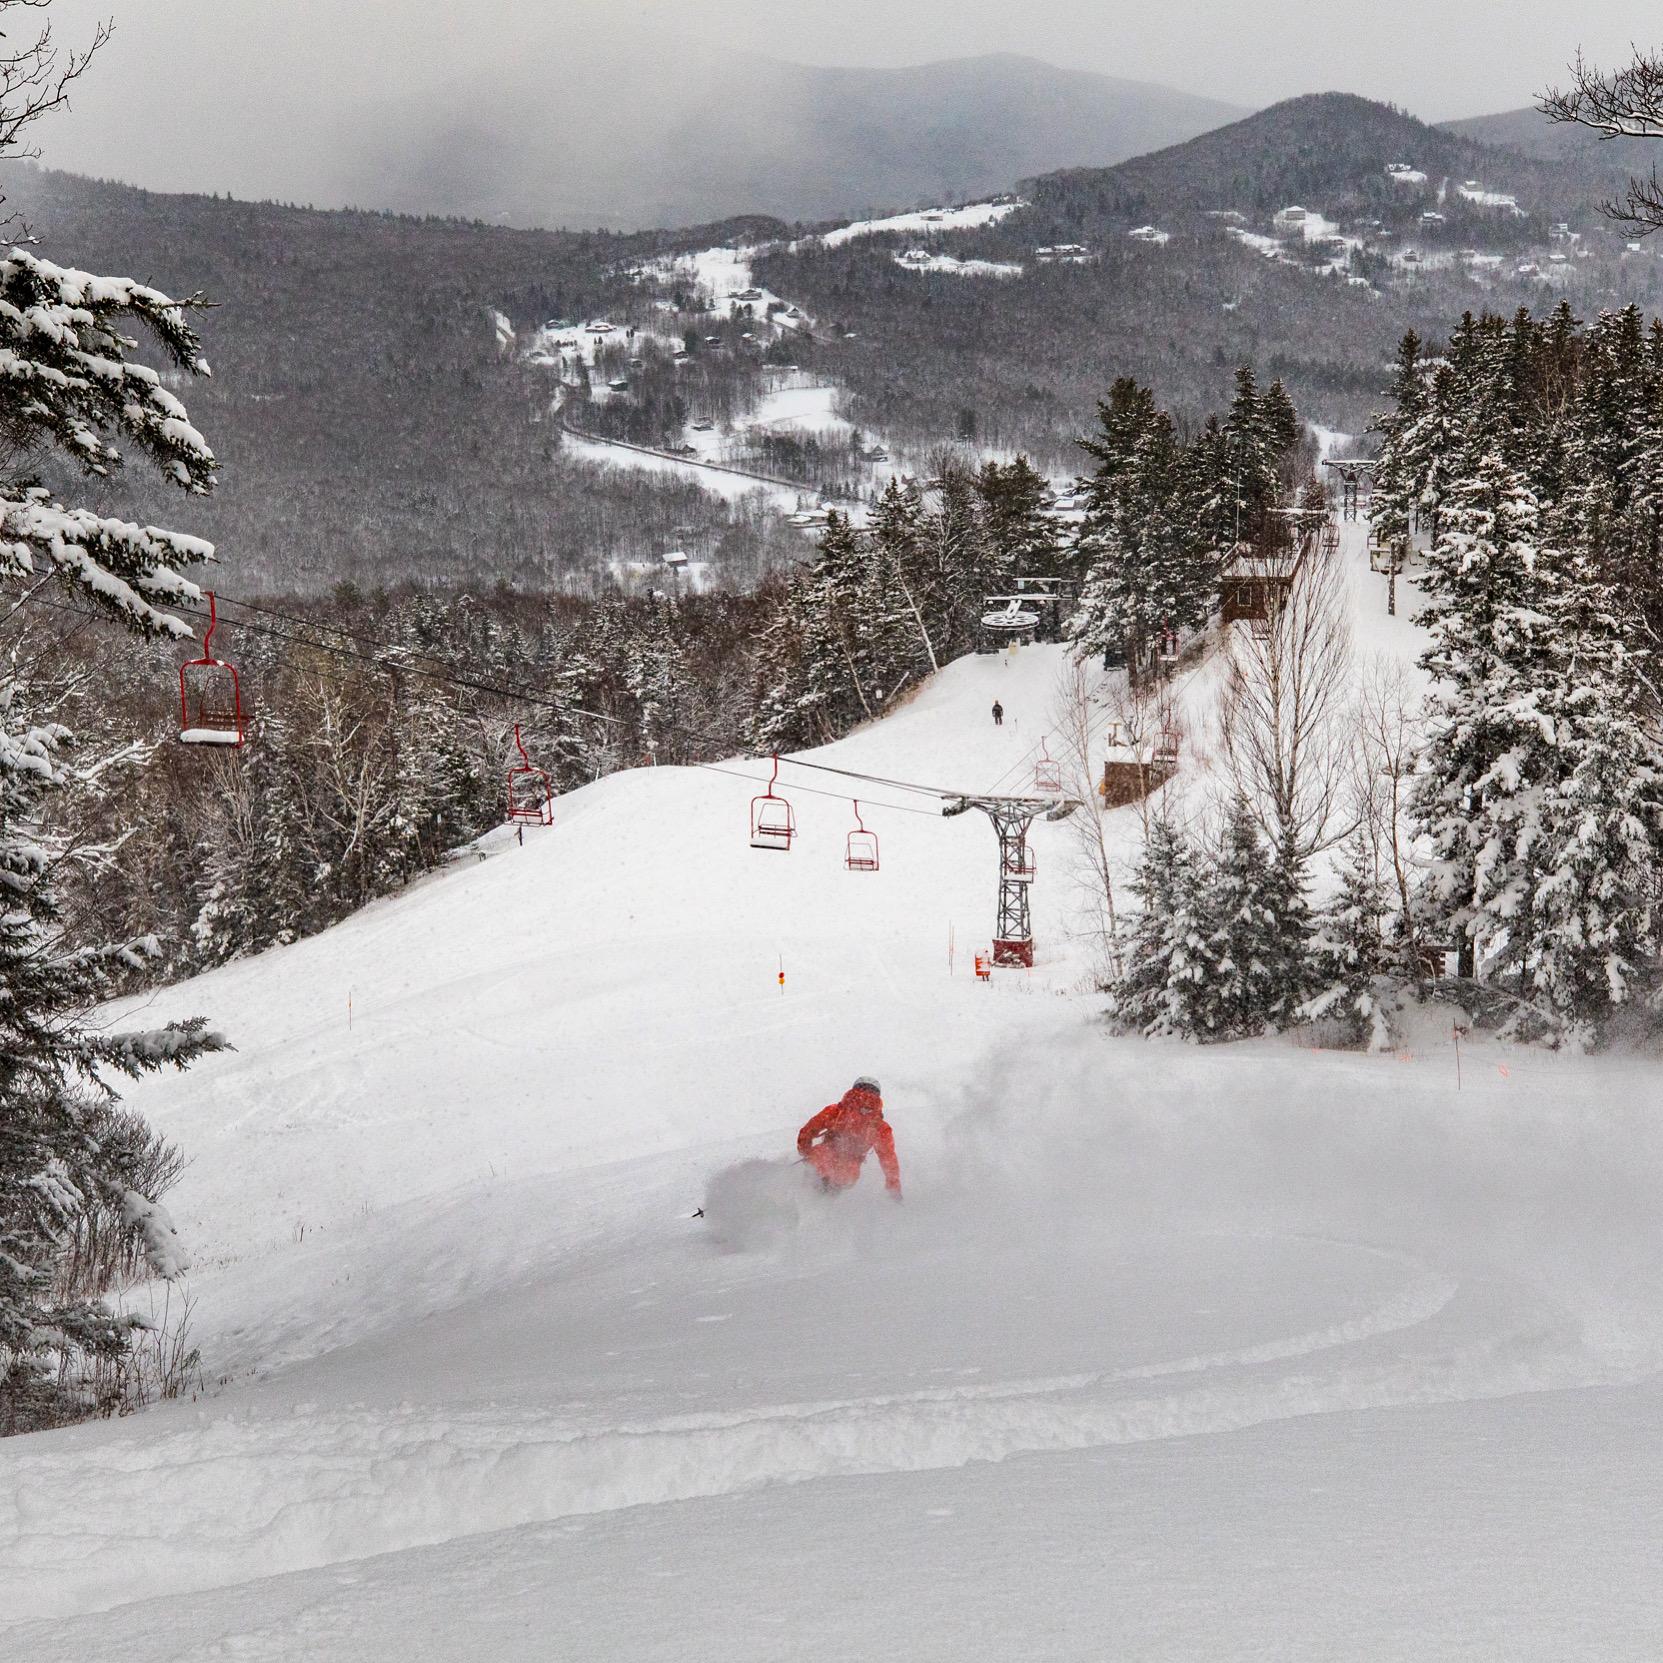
[8, 527, 1663, 1658]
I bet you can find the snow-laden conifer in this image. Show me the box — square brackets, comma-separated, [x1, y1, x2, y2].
[1300, 841, 1399, 1050]
[1111, 815, 1208, 1038]
[1191, 797, 1313, 1042]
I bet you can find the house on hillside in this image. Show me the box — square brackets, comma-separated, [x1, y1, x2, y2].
[1273, 206, 1309, 231]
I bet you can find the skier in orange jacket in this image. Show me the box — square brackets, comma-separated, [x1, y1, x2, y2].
[797, 1077, 902, 1198]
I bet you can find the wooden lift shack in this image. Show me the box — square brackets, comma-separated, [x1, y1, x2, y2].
[1221, 545, 1305, 632]
[1099, 722, 1180, 807]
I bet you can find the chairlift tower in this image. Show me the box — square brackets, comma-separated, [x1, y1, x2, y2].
[1320, 456, 1378, 521]
[943, 793, 1079, 967]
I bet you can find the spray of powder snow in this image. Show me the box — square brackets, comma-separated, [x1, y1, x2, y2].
[913, 1027, 1663, 1373]
[697, 1021, 1663, 1388]
[701, 1158, 811, 1252]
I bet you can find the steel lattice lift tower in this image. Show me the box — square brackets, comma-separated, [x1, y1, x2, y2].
[944, 793, 1079, 967]
[1319, 456, 1378, 521]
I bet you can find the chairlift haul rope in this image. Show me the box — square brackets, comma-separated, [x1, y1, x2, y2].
[13, 584, 985, 817]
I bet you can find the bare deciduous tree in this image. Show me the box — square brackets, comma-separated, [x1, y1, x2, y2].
[1349, 657, 1424, 953]
[0, 1, 110, 220]
[1541, 49, 1663, 233]
[1050, 659, 1123, 979]
[1216, 548, 1355, 868]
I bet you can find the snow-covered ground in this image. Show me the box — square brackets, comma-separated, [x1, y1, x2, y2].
[632, 244, 807, 328]
[822, 198, 1024, 248]
[8, 526, 1663, 1659]
[597, 248, 901, 504]
[893, 250, 1024, 279]
[1457, 182, 1523, 213]
[560, 426, 825, 515]
[1233, 211, 1372, 288]
[748, 377, 856, 440]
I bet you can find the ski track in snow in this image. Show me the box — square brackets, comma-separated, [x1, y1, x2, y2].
[9, 1247, 1580, 1621]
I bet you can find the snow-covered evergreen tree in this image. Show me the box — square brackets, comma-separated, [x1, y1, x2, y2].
[1, 16, 228, 1425]
[1069, 395, 1218, 662]
[1191, 797, 1312, 1042]
[1300, 841, 1399, 1050]
[868, 476, 943, 674]
[1495, 544, 1663, 1044]
[976, 457, 1063, 580]
[1219, 365, 1280, 546]
[1411, 450, 1560, 981]
[1, 678, 224, 1423]
[1110, 815, 1208, 1038]
[1369, 331, 1429, 557]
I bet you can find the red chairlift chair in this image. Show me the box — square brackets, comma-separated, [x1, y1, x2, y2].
[845, 799, 879, 872]
[177, 591, 246, 747]
[506, 723, 554, 826]
[1033, 736, 1063, 793]
[1004, 838, 1036, 883]
[750, 754, 796, 851]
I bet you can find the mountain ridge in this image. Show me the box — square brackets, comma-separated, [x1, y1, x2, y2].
[43, 45, 1244, 234]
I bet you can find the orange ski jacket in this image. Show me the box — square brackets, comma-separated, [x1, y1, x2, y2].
[797, 1086, 901, 1195]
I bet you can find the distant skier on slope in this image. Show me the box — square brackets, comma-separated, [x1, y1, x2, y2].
[991, 700, 1004, 726]
[797, 1077, 902, 1199]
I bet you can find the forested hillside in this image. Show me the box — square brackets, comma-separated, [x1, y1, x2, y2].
[754, 95, 1663, 458]
[4, 167, 806, 593]
[1441, 104, 1660, 179]
[16, 94, 1663, 598]
[1034, 94, 1624, 223]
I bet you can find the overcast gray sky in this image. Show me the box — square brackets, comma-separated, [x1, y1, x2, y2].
[29, 0, 1663, 216]
[42, 0, 1656, 123]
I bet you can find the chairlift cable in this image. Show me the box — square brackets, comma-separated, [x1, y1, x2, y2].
[695, 762, 943, 819]
[22, 589, 984, 806]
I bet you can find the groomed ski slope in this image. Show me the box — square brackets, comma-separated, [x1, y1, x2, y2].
[7, 525, 1663, 1660]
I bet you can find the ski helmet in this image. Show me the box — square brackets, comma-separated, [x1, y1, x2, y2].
[852, 1075, 881, 1096]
